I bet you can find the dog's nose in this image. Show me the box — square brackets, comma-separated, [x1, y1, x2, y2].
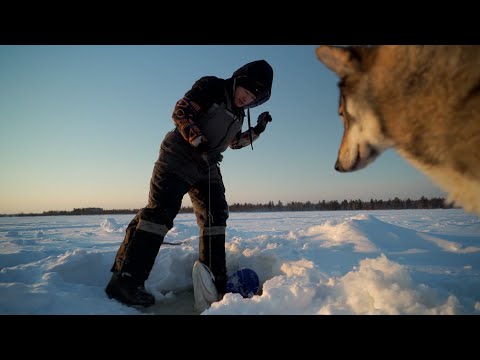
[334, 160, 342, 172]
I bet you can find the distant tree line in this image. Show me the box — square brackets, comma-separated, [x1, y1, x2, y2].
[2, 207, 142, 217]
[224, 196, 451, 212]
[0, 197, 454, 217]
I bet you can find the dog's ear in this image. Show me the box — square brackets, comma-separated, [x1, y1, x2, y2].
[316, 45, 359, 77]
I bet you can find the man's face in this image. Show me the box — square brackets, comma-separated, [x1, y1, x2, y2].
[233, 86, 256, 108]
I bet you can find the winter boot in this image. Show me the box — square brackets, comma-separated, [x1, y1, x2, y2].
[199, 232, 227, 295]
[105, 273, 155, 307]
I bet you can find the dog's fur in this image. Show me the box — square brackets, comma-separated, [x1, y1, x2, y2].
[316, 45, 480, 216]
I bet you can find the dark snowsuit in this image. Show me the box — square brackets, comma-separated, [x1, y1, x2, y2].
[109, 60, 273, 294]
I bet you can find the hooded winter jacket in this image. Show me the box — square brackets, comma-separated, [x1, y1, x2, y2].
[157, 60, 273, 184]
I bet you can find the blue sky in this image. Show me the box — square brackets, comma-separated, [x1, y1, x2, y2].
[0, 45, 445, 214]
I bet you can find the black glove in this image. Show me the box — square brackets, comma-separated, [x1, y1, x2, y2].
[194, 137, 210, 154]
[195, 140, 210, 154]
[253, 111, 272, 134]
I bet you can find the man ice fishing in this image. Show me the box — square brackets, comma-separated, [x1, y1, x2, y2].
[106, 59, 274, 309]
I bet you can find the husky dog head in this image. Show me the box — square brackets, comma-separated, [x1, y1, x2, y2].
[315, 45, 480, 216]
[315, 45, 393, 172]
